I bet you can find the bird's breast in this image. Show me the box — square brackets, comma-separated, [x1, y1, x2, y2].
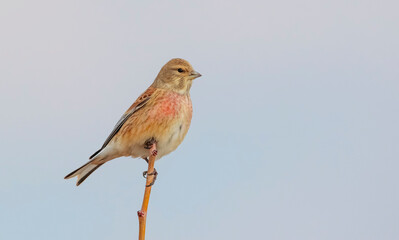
[118, 90, 192, 159]
[150, 92, 192, 158]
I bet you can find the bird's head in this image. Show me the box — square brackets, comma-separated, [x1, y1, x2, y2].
[153, 58, 201, 94]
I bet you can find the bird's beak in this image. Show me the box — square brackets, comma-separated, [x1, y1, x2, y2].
[190, 70, 202, 79]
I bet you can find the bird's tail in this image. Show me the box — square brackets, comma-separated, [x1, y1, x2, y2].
[64, 160, 104, 186]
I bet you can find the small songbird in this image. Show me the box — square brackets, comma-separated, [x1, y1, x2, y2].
[65, 58, 201, 186]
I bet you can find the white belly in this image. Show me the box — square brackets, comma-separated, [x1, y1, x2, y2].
[155, 120, 188, 159]
[120, 120, 189, 161]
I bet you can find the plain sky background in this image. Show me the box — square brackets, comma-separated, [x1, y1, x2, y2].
[1, 1, 398, 239]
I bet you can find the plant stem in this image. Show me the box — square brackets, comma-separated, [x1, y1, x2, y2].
[137, 143, 157, 240]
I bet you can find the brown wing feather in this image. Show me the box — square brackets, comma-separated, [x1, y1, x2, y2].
[89, 87, 156, 159]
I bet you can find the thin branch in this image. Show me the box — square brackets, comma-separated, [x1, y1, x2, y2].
[137, 143, 157, 240]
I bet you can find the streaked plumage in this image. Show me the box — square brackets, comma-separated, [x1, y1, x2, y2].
[65, 58, 201, 186]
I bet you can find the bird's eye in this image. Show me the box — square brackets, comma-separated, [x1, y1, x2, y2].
[177, 68, 184, 73]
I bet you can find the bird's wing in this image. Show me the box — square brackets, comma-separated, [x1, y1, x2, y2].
[89, 87, 156, 159]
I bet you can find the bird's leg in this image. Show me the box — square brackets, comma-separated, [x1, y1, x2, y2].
[142, 157, 149, 177]
[141, 157, 149, 177]
[142, 157, 149, 163]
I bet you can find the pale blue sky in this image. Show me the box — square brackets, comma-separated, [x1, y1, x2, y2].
[1, 0, 398, 239]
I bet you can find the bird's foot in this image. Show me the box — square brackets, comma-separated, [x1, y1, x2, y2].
[142, 168, 158, 187]
[144, 138, 158, 156]
[144, 137, 157, 149]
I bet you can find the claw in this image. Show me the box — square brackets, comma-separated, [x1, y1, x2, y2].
[143, 169, 158, 187]
[144, 137, 157, 150]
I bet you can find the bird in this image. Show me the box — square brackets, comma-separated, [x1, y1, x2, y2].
[65, 58, 201, 186]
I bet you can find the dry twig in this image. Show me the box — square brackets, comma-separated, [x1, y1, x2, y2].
[137, 143, 158, 240]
